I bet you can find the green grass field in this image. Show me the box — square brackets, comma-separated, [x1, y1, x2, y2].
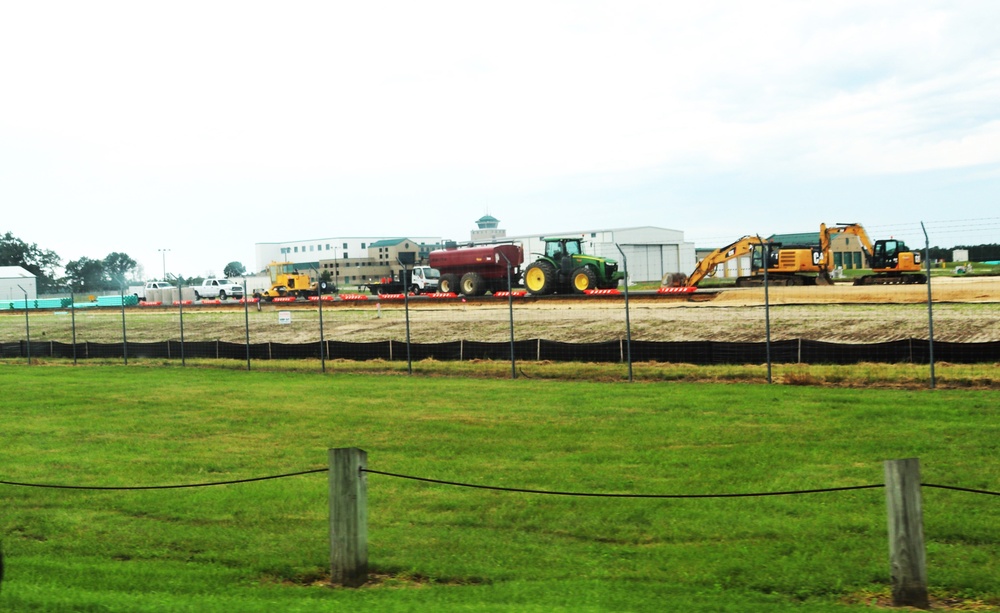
[1, 365, 997, 612]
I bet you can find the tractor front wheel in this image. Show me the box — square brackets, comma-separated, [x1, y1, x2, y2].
[524, 261, 556, 295]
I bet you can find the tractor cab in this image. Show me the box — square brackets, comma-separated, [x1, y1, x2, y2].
[545, 238, 582, 260]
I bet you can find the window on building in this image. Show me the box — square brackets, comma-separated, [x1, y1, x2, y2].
[294, 247, 298, 253]
[343, 252, 349, 259]
[343, 242, 348, 250]
[310, 245, 314, 252]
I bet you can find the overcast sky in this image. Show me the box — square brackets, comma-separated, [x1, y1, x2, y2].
[2, 1, 999, 279]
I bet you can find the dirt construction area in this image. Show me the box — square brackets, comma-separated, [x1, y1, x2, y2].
[3, 277, 997, 346]
[359, 276, 1000, 344]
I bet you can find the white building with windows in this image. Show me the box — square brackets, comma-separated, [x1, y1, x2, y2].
[254, 236, 442, 274]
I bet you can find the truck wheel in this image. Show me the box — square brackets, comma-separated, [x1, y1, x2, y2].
[219, 290, 227, 300]
[460, 272, 484, 296]
[439, 274, 460, 294]
[410, 285, 420, 295]
[524, 261, 556, 295]
[194, 291, 201, 300]
[571, 267, 597, 293]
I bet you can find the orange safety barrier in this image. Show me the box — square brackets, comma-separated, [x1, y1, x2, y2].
[428, 292, 458, 298]
[657, 287, 696, 294]
[139, 301, 162, 306]
[339, 294, 369, 301]
[493, 291, 527, 298]
[584, 289, 621, 295]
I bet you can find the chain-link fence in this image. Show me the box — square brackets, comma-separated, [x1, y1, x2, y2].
[2, 276, 998, 383]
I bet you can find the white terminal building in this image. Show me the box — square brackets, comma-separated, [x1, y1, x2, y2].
[254, 215, 696, 286]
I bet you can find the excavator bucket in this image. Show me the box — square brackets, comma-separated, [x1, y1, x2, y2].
[661, 272, 689, 288]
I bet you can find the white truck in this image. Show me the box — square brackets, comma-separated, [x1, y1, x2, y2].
[194, 278, 244, 300]
[361, 265, 439, 295]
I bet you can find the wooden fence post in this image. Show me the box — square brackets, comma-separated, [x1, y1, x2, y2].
[884, 458, 929, 609]
[329, 447, 368, 587]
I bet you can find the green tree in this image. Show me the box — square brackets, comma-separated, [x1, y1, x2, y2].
[63, 257, 107, 292]
[223, 261, 246, 277]
[0, 231, 61, 292]
[103, 252, 137, 289]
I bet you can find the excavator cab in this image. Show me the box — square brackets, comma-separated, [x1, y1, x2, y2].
[872, 240, 903, 270]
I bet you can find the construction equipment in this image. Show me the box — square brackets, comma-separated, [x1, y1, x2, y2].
[259, 261, 319, 301]
[821, 223, 926, 285]
[428, 243, 524, 295]
[665, 236, 829, 288]
[362, 266, 439, 295]
[523, 237, 624, 295]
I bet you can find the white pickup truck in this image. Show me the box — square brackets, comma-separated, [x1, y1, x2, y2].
[194, 278, 244, 300]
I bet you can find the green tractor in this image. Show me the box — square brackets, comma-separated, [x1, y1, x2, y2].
[523, 237, 625, 295]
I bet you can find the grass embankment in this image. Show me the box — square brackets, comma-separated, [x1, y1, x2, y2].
[0, 365, 998, 612]
[6, 356, 997, 389]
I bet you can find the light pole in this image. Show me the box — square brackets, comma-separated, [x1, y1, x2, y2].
[158, 248, 170, 280]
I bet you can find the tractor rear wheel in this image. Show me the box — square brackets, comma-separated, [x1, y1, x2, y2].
[439, 274, 460, 294]
[524, 261, 556, 295]
[571, 267, 597, 293]
[460, 272, 484, 296]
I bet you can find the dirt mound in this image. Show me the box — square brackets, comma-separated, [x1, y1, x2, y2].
[710, 277, 1000, 306]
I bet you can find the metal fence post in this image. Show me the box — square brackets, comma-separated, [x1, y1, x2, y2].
[920, 222, 935, 388]
[498, 250, 517, 379]
[243, 280, 251, 371]
[615, 244, 633, 382]
[329, 447, 368, 587]
[757, 235, 772, 384]
[884, 458, 929, 609]
[120, 288, 128, 365]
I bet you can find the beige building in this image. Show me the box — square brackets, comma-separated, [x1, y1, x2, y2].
[318, 238, 439, 288]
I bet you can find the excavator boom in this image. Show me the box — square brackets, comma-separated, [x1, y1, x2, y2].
[663, 236, 760, 287]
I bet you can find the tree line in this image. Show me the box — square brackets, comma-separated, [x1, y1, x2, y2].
[927, 244, 1000, 262]
[1, 231, 246, 294]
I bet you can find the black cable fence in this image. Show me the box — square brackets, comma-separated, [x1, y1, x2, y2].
[3, 453, 997, 602]
[2, 464, 996, 497]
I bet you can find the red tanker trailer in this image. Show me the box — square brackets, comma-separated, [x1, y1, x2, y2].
[428, 242, 524, 296]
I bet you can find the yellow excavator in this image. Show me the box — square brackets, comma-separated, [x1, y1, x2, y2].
[664, 236, 830, 288]
[821, 223, 926, 285]
[258, 261, 319, 301]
